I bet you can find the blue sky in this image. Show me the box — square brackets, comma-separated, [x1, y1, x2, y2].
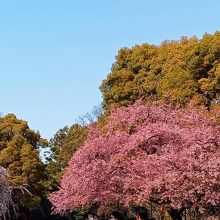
[0, 0, 219, 139]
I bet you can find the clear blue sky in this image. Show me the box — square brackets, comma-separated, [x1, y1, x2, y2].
[0, 0, 219, 139]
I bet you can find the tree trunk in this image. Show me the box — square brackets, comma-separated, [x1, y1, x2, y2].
[168, 209, 183, 220]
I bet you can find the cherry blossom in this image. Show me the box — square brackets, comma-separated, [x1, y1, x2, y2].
[50, 102, 220, 217]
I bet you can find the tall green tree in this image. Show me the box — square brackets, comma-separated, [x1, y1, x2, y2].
[101, 32, 220, 111]
[0, 114, 48, 209]
[46, 124, 87, 185]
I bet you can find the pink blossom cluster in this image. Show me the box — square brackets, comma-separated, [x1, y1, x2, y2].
[49, 102, 220, 215]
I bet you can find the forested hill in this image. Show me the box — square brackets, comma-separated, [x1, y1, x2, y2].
[101, 32, 220, 111]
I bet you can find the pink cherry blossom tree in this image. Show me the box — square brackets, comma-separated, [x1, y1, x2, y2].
[49, 102, 220, 219]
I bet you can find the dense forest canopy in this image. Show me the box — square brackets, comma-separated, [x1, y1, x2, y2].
[101, 32, 220, 111]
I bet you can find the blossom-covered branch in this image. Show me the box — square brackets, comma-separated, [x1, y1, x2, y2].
[50, 102, 220, 217]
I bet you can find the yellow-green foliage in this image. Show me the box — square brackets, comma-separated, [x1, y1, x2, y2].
[101, 32, 220, 111]
[157, 68, 197, 106]
[0, 114, 48, 208]
[46, 124, 87, 184]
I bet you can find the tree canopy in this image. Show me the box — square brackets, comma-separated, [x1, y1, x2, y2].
[0, 114, 48, 208]
[46, 124, 87, 185]
[49, 102, 220, 218]
[101, 32, 220, 111]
